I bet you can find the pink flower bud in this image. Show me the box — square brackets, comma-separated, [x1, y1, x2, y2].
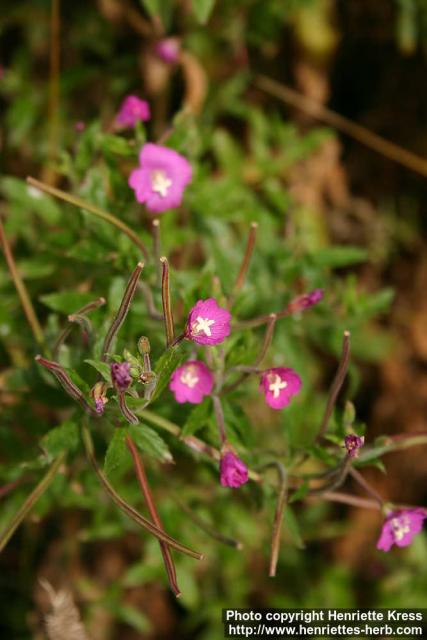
[116, 95, 150, 128]
[111, 362, 131, 391]
[344, 434, 364, 458]
[220, 451, 248, 488]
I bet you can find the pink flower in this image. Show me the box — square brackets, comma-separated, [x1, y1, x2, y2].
[116, 95, 150, 128]
[288, 288, 324, 313]
[169, 360, 214, 404]
[377, 508, 427, 552]
[111, 362, 131, 391]
[220, 452, 248, 488]
[185, 298, 231, 346]
[75, 121, 85, 132]
[129, 143, 192, 213]
[154, 38, 181, 64]
[344, 434, 364, 458]
[260, 367, 302, 410]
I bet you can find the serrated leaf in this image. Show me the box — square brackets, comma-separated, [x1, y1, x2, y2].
[84, 359, 112, 382]
[181, 398, 212, 437]
[129, 424, 173, 463]
[41, 421, 79, 460]
[104, 428, 129, 479]
[150, 346, 185, 403]
[191, 0, 216, 24]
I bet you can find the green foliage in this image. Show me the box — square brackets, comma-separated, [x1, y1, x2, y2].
[0, 0, 425, 637]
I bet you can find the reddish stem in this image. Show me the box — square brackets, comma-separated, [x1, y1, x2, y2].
[125, 434, 180, 597]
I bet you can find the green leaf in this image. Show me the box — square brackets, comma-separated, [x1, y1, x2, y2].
[284, 506, 305, 549]
[289, 482, 310, 504]
[150, 346, 185, 403]
[181, 398, 212, 437]
[129, 424, 173, 463]
[311, 246, 368, 268]
[104, 428, 129, 479]
[343, 400, 356, 429]
[40, 291, 95, 314]
[84, 359, 112, 382]
[40, 421, 79, 460]
[102, 134, 136, 158]
[116, 605, 150, 634]
[191, 0, 216, 24]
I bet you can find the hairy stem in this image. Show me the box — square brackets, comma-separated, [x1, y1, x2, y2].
[310, 491, 381, 510]
[223, 314, 276, 394]
[231, 222, 258, 300]
[81, 423, 203, 559]
[349, 467, 384, 507]
[35, 355, 97, 416]
[126, 434, 180, 597]
[26, 177, 149, 259]
[307, 457, 351, 495]
[316, 331, 351, 443]
[212, 395, 227, 446]
[118, 390, 139, 425]
[53, 297, 105, 357]
[137, 409, 263, 483]
[260, 462, 288, 577]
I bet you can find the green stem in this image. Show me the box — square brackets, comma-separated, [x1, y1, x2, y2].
[222, 313, 276, 394]
[26, 177, 149, 259]
[0, 452, 65, 553]
[137, 409, 262, 483]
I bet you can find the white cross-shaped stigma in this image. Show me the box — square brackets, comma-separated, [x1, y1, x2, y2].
[193, 316, 215, 337]
[391, 516, 410, 541]
[151, 170, 172, 198]
[180, 369, 199, 388]
[269, 375, 287, 398]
